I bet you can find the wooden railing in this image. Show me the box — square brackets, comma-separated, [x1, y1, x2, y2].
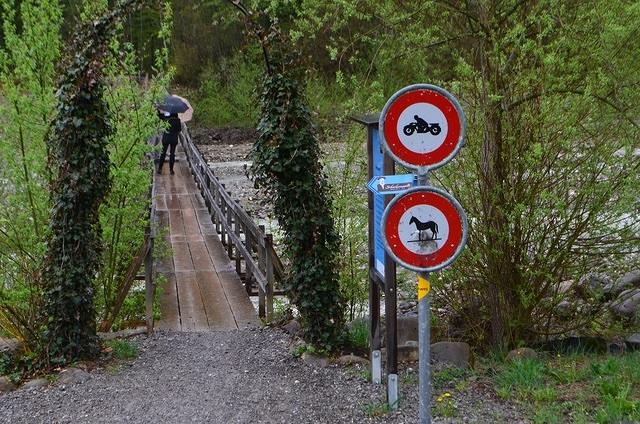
[179, 125, 285, 321]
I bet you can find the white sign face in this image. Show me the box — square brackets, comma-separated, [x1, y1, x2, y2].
[397, 103, 448, 154]
[397, 205, 449, 255]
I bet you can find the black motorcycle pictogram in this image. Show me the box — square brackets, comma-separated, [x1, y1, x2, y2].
[403, 114, 441, 136]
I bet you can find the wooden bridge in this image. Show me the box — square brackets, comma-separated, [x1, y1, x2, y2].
[144, 128, 283, 332]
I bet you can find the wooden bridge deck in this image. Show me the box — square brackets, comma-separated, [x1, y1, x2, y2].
[153, 146, 258, 331]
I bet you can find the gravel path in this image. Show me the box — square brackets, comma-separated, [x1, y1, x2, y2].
[0, 329, 527, 423]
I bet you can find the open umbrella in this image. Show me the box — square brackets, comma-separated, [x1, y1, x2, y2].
[157, 94, 189, 114]
[172, 94, 194, 123]
[157, 94, 194, 122]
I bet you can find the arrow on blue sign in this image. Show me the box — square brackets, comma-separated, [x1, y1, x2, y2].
[367, 174, 417, 195]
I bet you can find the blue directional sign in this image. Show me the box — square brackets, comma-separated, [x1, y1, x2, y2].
[371, 128, 385, 278]
[368, 174, 416, 195]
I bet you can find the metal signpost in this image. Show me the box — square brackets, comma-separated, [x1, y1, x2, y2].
[378, 84, 468, 424]
[352, 114, 399, 389]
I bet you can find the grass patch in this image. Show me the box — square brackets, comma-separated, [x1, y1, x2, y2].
[363, 401, 390, 417]
[106, 339, 138, 360]
[492, 351, 640, 423]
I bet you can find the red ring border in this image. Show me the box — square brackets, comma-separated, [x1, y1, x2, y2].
[382, 89, 462, 167]
[384, 191, 464, 269]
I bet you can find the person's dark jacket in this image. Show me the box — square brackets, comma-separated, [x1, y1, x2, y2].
[159, 112, 181, 144]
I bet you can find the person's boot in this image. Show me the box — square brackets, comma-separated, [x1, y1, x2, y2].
[170, 168, 175, 175]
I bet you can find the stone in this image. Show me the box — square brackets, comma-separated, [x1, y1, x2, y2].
[556, 280, 575, 296]
[431, 341, 471, 368]
[398, 342, 419, 362]
[282, 320, 301, 336]
[577, 272, 612, 300]
[0, 376, 16, 393]
[0, 338, 24, 356]
[554, 300, 574, 318]
[22, 378, 48, 390]
[605, 270, 640, 298]
[609, 288, 640, 319]
[58, 368, 90, 385]
[336, 355, 370, 366]
[397, 315, 418, 346]
[626, 333, 640, 350]
[300, 352, 329, 368]
[506, 347, 539, 362]
[607, 340, 626, 355]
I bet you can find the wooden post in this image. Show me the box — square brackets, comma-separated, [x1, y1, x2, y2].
[220, 184, 227, 245]
[265, 234, 275, 322]
[144, 235, 155, 334]
[226, 198, 233, 258]
[234, 208, 242, 274]
[257, 230, 267, 319]
[244, 224, 254, 295]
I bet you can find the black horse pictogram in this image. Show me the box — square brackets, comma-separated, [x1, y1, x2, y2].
[409, 216, 438, 241]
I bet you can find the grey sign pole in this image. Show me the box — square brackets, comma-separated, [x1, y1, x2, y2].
[418, 273, 431, 424]
[416, 171, 431, 424]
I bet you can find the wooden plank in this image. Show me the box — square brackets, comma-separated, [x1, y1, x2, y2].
[195, 271, 237, 330]
[154, 195, 167, 211]
[165, 194, 181, 210]
[190, 240, 214, 271]
[190, 193, 207, 210]
[217, 270, 258, 329]
[181, 209, 200, 236]
[196, 209, 217, 235]
[157, 273, 180, 331]
[172, 241, 194, 272]
[178, 194, 193, 210]
[174, 271, 209, 331]
[203, 234, 236, 273]
[169, 210, 185, 236]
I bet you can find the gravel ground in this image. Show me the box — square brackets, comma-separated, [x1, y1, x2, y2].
[0, 329, 527, 423]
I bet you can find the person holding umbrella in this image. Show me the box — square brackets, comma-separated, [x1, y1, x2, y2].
[155, 94, 193, 175]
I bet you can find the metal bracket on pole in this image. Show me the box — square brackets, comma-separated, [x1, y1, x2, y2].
[388, 373, 399, 411]
[372, 350, 382, 384]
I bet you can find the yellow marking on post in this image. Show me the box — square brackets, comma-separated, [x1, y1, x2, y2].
[417, 276, 430, 300]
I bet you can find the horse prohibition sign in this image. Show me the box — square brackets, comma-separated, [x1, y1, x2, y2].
[381, 186, 467, 273]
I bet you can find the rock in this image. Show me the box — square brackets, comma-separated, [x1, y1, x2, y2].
[607, 340, 626, 355]
[554, 300, 574, 318]
[506, 347, 538, 362]
[397, 315, 418, 346]
[431, 341, 471, 368]
[398, 342, 419, 362]
[282, 320, 301, 336]
[0, 338, 24, 356]
[0, 376, 16, 393]
[605, 270, 640, 298]
[300, 352, 329, 368]
[22, 378, 48, 390]
[336, 355, 370, 366]
[556, 280, 575, 296]
[58, 368, 90, 385]
[577, 272, 612, 300]
[626, 333, 640, 350]
[609, 288, 640, 319]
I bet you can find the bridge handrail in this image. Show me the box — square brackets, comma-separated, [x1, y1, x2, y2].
[179, 124, 285, 321]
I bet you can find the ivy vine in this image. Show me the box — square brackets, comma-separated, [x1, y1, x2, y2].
[42, 0, 145, 363]
[234, 6, 346, 350]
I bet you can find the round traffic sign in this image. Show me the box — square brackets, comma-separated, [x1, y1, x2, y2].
[379, 84, 465, 170]
[382, 187, 467, 272]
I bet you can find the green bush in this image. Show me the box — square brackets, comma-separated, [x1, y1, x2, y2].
[194, 52, 261, 127]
